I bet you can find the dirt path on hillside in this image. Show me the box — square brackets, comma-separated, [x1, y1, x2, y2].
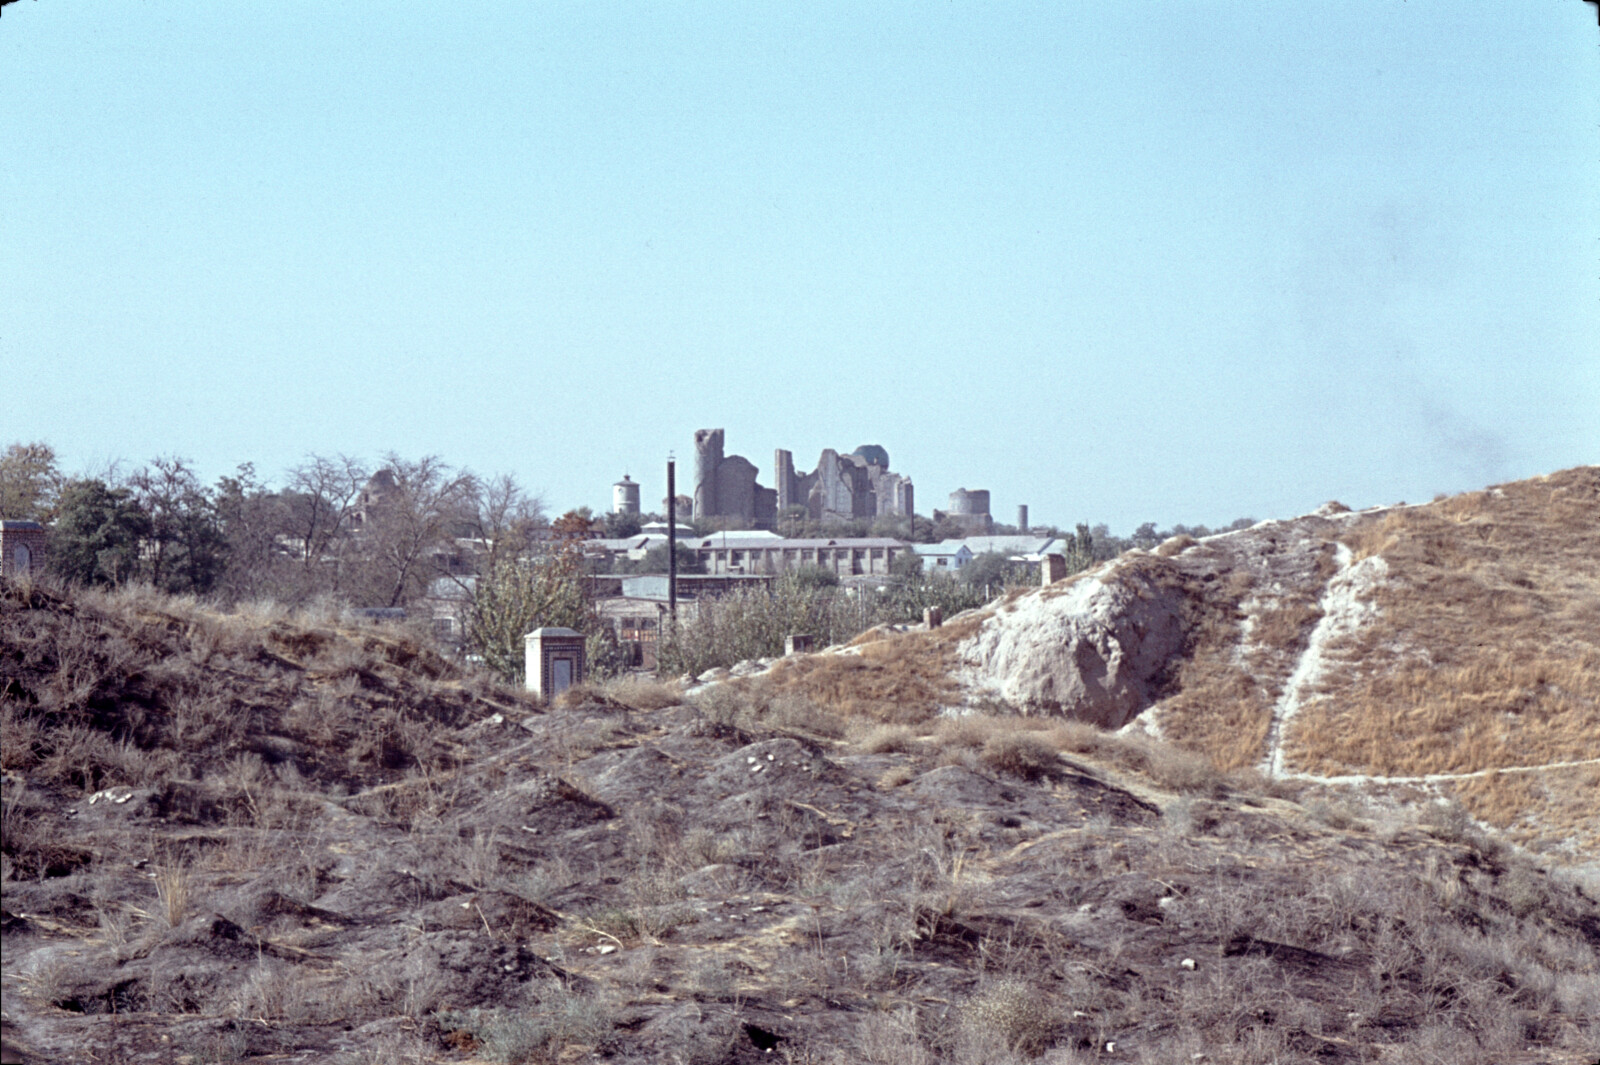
[1261, 544, 1387, 779]
[1283, 756, 1600, 787]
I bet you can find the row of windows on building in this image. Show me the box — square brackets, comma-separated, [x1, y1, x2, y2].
[706, 546, 890, 565]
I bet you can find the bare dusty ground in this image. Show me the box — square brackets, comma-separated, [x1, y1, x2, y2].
[4, 579, 1599, 1063]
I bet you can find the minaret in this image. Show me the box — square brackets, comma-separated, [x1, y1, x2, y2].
[693, 429, 724, 521]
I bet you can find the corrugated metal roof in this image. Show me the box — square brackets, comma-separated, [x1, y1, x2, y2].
[959, 536, 1064, 556]
[911, 542, 972, 557]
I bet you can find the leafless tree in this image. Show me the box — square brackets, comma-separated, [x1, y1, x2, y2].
[353, 453, 478, 608]
[213, 463, 295, 603]
[127, 456, 224, 594]
[285, 453, 369, 589]
[460, 473, 546, 572]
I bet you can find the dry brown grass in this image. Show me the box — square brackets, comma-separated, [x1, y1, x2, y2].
[1447, 762, 1600, 857]
[154, 863, 192, 929]
[555, 675, 682, 711]
[853, 723, 920, 754]
[0, 579, 530, 798]
[1149, 669, 1274, 774]
[1290, 467, 1600, 780]
[1127, 563, 1270, 772]
[1149, 538, 1344, 773]
[764, 614, 985, 723]
[1155, 534, 1197, 557]
[979, 731, 1062, 782]
[921, 713, 1231, 794]
[1248, 597, 1323, 658]
[689, 677, 847, 739]
[603, 676, 681, 710]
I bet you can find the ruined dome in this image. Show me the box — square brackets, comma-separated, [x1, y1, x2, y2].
[852, 444, 890, 469]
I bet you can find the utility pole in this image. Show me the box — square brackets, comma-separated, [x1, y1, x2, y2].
[667, 455, 677, 627]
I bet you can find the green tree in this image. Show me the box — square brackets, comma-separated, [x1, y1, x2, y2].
[129, 457, 226, 594]
[466, 547, 596, 683]
[603, 510, 642, 539]
[890, 550, 924, 580]
[0, 441, 63, 521]
[50, 479, 151, 586]
[960, 550, 1014, 592]
[626, 542, 704, 575]
[790, 563, 839, 590]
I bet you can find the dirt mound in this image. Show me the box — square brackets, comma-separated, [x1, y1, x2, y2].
[839, 466, 1599, 860]
[4, 580, 1599, 1063]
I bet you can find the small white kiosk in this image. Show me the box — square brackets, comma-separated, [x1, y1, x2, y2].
[524, 627, 586, 701]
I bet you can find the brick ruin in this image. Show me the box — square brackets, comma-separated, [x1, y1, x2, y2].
[691, 429, 915, 530]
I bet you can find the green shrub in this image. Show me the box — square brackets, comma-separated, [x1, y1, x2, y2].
[657, 572, 992, 677]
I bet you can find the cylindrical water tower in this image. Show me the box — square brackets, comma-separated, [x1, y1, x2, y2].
[612, 476, 641, 515]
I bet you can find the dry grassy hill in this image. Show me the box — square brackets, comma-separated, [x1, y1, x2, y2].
[776, 467, 1599, 862]
[3, 553, 1599, 1063]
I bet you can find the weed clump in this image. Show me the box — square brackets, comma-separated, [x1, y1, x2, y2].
[855, 723, 919, 754]
[435, 993, 613, 1063]
[979, 731, 1061, 782]
[689, 679, 844, 739]
[958, 978, 1057, 1057]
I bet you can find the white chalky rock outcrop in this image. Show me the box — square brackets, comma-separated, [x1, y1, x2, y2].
[955, 558, 1186, 727]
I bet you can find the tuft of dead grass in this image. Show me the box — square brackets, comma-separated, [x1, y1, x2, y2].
[154, 863, 192, 929]
[958, 977, 1057, 1057]
[853, 723, 920, 754]
[979, 731, 1062, 782]
[603, 675, 681, 710]
[1155, 534, 1197, 557]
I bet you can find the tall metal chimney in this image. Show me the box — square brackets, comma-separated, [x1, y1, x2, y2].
[1018, 504, 1029, 534]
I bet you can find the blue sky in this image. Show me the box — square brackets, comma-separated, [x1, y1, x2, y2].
[3, 3, 1596, 532]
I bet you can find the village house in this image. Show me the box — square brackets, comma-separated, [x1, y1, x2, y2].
[689, 534, 911, 578]
[911, 540, 974, 573]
